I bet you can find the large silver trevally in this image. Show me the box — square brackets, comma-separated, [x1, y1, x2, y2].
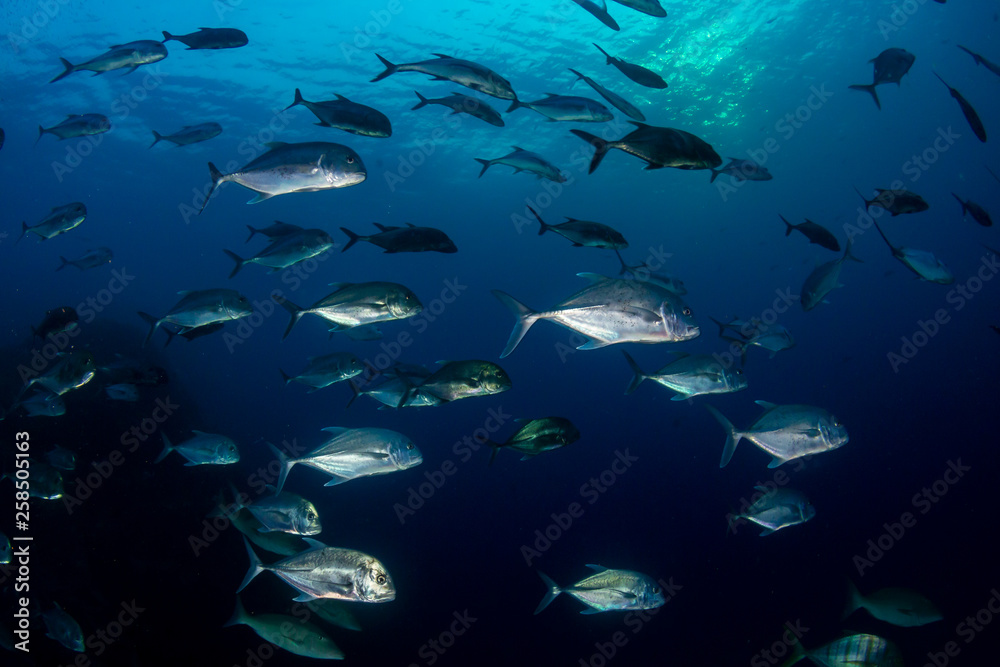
[507, 94, 613, 122]
[568, 68, 645, 121]
[872, 221, 953, 284]
[572, 122, 721, 173]
[402, 360, 511, 406]
[475, 147, 565, 182]
[281, 352, 365, 392]
[285, 88, 391, 138]
[271, 427, 422, 492]
[224, 228, 336, 278]
[371, 53, 516, 101]
[19, 202, 87, 242]
[42, 603, 84, 652]
[50, 40, 167, 82]
[238, 536, 396, 603]
[411, 91, 504, 127]
[37, 114, 111, 143]
[346, 366, 443, 410]
[155, 430, 240, 466]
[800, 238, 863, 310]
[199, 141, 366, 213]
[57, 247, 113, 271]
[275, 282, 422, 339]
[225, 597, 344, 660]
[138, 288, 253, 346]
[622, 350, 746, 400]
[534, 565, 665, 615]
[150, 122, 222, 148]
[493, 273, 699, 358]
[231, 484, 322, 536]
[843, 581, 942, 627]
[728, 486, 815, 536]
[706, 400, 848, 468]
[784, 633, 902, 667]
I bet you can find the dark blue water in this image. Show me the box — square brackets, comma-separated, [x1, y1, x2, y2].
[2, 1, 999, 665]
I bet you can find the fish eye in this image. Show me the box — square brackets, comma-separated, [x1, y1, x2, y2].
[406, 443, 414, 450]
[346, 156, 354, 164]
[736, 369, 744, 375]
[376, 574, 386, 585]
[652, 586, 660, 594]
[682, 307, 692, 316]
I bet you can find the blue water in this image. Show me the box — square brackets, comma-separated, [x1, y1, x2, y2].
[2, 0, 999, 665]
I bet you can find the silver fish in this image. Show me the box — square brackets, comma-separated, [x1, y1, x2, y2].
[843, 581, 942, 627]
[475, 147, 565, 182]
[281, 352, 365, 392]
[622, 350, 747, 400]
[411, 91, 504, 127]
[800, 238, 863, 310]
[572, 122, 721, 172]
[50, 40, 167, 82]
[155, 430, 240, 466]
[199, 141, 366, 213]
[706, 400, 849, 468]
[402, 360, 511, 406]
[14, 390, 66, 418]
[285, 88, 391, 138]
[535, 565, 666, 615]
[275, 282, 422, 339]
[872, 221, 953, 284]
[105, 383, 139, 402]
[224, 228, 336, 278]
[57, 247, 113, 271]
[45, 444, 76, 471]
[710, 158, 773, 184]
[19, 202, 87, 242]
[507, 93, 613, 122]
[149, 122, 222, 148]
[232, 485, 322, 536]
[239, 536, 396, 603]
[493, 273, 699, 358]
[272, 427, 422, 491]
[568, 68, 645, 121]
[347, 368, 443, 410]
[139, 288, 253, 345]
[225, 597, 343, 660]
[728, 486, 815, 536]
[42, 603, 84, 652]
[371, 53, 516, 101]
[528, 205, 626, 248]
[22, 350, 96, 396]
[712, 317, 795, 362]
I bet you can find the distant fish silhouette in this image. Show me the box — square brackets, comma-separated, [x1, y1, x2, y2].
[570, 0, 620, 31]
[958, 45, 1000, 78]
[934, 72, 987, 142]
[848, 48, 915, 110]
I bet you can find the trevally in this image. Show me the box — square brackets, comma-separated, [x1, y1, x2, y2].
[572, 122, 721, 173]
[225, 597, 343, 660]
[952, 193, 992, 227]
[275, 282, 422, 339]
[411, 91, 504, 127]
[535, 565, 666, 615]
[848, 48, 915, 110]
[507, 94, 613, 122]
[475, 147, 566, 182]
[149, 122, 222, 148]
[728, 486, 815, 536]
[231, 484, 322, 536]
[57, 247, 113, 271]
[402, 360, 512, 406]
[843, 581, 942, 627]
[2, 460, 64, 499]
[138, 288, 253, 346]
[710, 158, 773, 184]
[11, 390, 66, 418]
[529, 205, 627, 249]
[873, 221, 953, 284]
[486, 417, 580, 465]
[46, 444, 77, 471]
[50, 40, 167, 82]
[340, 223, 457, 254]
[161, 27, 248, 50]
[593, 43, 668, 88]
[105, 382, 139, 402]
[42, 603, 84, 652]
[371, 53, 516, 100]
[622, 350, 747, 400]
[780, 215, 840, 252]
[783, 633, 902, 667]
[155, 430, 240, 466]
[22, 350, 96, 397]
[281, 352, 365, 392]
[800, 238, 862, 310]
[224, 228, 336, 278]
[37, 114, 111, 143]
[19, 202, 87, 242]
[568, 68, 645, 121]
[246, 220, 304, 242]
[855, 186, 928, 216]
[285, 88, 391, 138]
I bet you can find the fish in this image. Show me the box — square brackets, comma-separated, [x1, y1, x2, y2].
[610, 0, 667, 17]
[411, 91, 504, 127]
[14, 390, 66, 418]
[155, 430, 240, 466]
[800, 238, 863, 310]
[615, 251, 687, 295]
[843, 581, 942, 627]
[934, 72, 987, 142]
[304, 600, 362, 632]
[711, 317, 795, 362]
[231, 484, 322, 536]
[535, 565, 666, 615]
[97, 356, 168, 386]
[45, 444, 76, 471]
[239, 536, 396, 603]
[622, 350, 747, 400]
[285, 88, 392, 138]
[592, 43, 667, 89]
[871, 220, 953, 284]
[344, 324, 383, 341]
[709, 158, 773, 184]
[246, 220, 304, 243]
[347, 367, 443, 410]
[149, 122, 223, 148]
[957, 45, 1000, 78]
[855, 186, 929, 216]
[139, 288, 253, 346]
[780, 215, 840, 251]
[224, 228, 336, 278]
[274, 282, 422, 339]
[567, 69, 645, 121]
[42, 603, 84, 652]
[571, 122, 722, 173]
[199, 141, 366, 213]
[528, 205, 627, 249]
[271, 427, 422, 491]
[56, 247, 113, 271]
[105, 383, 139, 402]
[0, 530, 9, 564]
[0, 128, 4, 151]
[340, 223, 457, 254]
[225, 597, 344, 660]
[952, 193, 993, 227]
[475, 147, 566, 182]
[570, 0, 620, 31]
[783, 633, 902, 667]
[50, 40, 167, 82]
[281, 352, 366, 392]
[19, 203, 87, 242]
[493, 273, 699, 358]
[989, 165, 1000, 186]
[163, 322, 225, 346]
[848, 48, 915, 110]
[485, 417, 580, 465]
[2, 460, 64, 499]
[37, 114, 111, 144]
[401, 360, 512, 406]
[225, 507, 309, 556]
[508, 93, 613, 122]
[22, 350, 96, 397]
[370, 53, 516, 101]
[728, 486, 815, 536]
[161, 27, 248, 49]
[706, 400, 849, 468]
[32, 306, 79, 339]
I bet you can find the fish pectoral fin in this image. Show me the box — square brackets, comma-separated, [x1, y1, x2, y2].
[247, 193, 275, 204]
[753, 400, 778, 409]
[579, 609, 604, 615]
[322, 475, 351, 486]
[293, 592, 321, 602]
[758, 528, 777, 536]
[577, 338, 612, 350]
[584, 564, 609, 572]
[767, 457, 786, 469]
[643, 163, 665, 170]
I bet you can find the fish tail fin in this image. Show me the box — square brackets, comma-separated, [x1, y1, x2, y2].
[56, 256, 70, 271]
[370, 53, 398, 82]
[951, 192, 968, 215]
[223, 595, 247, 628]
[284, 87, 304, 111]
[709, 168, 720, 183]
[708, 316, 730, 337]
[35, 126, 45, 146]
[842, 578, 863, 620]
[843, 237, 863, 263]
[592, 42, 612, 64]
[244, 225, 259, 243]
[778, 641, 807, 667]
[621, 350, 647, 395]
[223, 249, 246, 279]
[534, 571, 562, 615]
[614, 249, 629, 275]
[138, 311, 160, 347]
[852, 185, 873, 211]
[506, 98, 523, 113]
[339, 227, 360, 252]
[779, 214, 795, 236]
[491, 290, 541, 358]
[228, 481, 247, 513]
[705, 404, 742, 468]
[848, 83, 880, 110]
[279, 368, 293, 386]
[487, 442, 502, 467]
[199, 162, 226, 215]
[568, 68, 585, 81]
[154, 432, 174, 464]
[237, 537, 266, 593]
[149, 130, 163, 148]
[17, 222, 28, 244]
[346, 378, 362, 408]
[527, 205, 549, 236]
[162, 326, 177, 348]
[50, 57, 76, 83]
[411, 91, 429, 110]
[474, 158, 492, 178]
[268, 442, 294, 494]
[272, 293, 304, 340]
[570, 129, 610, 174]
[161, 31, 174, 43]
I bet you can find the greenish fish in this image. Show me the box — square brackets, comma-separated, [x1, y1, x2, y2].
[225, 596, 343, 660]
[535, 565, 666, 615]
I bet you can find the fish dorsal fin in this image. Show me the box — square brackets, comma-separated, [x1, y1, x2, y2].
[327, 282, 352, 290]
[511, 145, 528, 152]
[192, 429, 211, 436]
[585, 564, 609, 572]
[372, 223, 389, 231]
[432, 53, 453, 59]
[405, 223, 416, 228]
[263, 141, 288, 149]
[321, 426, 350, 437]
[753, 484, 771, 493]
[754, 400, 779, 409]
[176, 290, 193, 296]
[434, 360, 451, 366]
[628, 121, 650, 129]
[302, 537, 327, 550]
[576, 272, 611, 284]
[65, 114, 81, 119]
[334, 93, 350, 101]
